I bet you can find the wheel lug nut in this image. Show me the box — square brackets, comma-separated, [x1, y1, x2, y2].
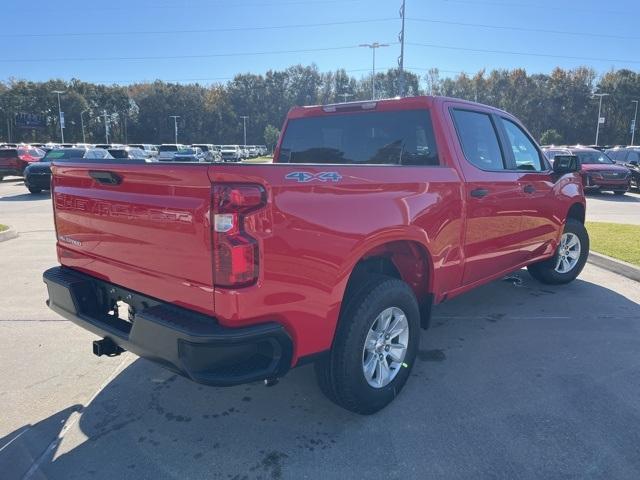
[385, 345, 390, 351]
[385, 334, 389, 340]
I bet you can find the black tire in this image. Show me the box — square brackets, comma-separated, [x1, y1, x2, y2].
[527, 218, 589, 285]
[314, 274, 420, 414]
[28, 187, 41, 194]
[613, 190, 626, 196]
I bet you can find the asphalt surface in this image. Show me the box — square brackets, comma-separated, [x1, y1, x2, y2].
[1, 177, 640, 480]
[585, 190, 640, 225]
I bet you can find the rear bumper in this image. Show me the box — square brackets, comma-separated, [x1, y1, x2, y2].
[43, 266, 293, 386]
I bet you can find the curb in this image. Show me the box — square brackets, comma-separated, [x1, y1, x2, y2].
[0, 227, 18, 242]
[588, 251, 640, 283]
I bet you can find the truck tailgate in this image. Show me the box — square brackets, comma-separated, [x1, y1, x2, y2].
[52, 162, 215, 315]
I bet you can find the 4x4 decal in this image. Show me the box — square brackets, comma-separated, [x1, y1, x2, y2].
[285, 171, 342, 183]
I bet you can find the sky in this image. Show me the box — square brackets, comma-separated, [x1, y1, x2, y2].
[0, 0, 638, 85]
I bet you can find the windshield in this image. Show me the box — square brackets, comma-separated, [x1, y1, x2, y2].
[176, 148, 196, 155]
[41, 149, 87, 161]
[159, 145, 178, 152]
[108, 149, 129, 158]
[575, 151, 614, 165]
[278, 109, 439, 165]
[222, 145, 236, 150]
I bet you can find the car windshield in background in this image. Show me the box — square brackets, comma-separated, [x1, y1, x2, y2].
[576, 151, 614, 164]
[42, 149, 86, 161]
[278, 110, 439, 165]
[108, 149, 129, 158]
[177, 148, 196, 155]
[159, 145, 178, 152]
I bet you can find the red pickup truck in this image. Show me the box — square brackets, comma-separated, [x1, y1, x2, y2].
[43, 96, 588, 414]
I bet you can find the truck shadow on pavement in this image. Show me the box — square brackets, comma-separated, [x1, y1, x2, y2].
[0, 191, 50, 202]
[5, 271, 640, 480]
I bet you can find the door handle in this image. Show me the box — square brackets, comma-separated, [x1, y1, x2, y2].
[89, 170, 122, 185]
[523, 184, 535, 194]
[470, 188, 489, 198]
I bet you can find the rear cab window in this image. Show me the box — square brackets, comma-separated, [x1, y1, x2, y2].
[451, 109, 505, 170]
[277, 109, 439, 166]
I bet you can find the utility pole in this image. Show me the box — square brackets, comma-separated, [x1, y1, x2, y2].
[80, 109, 89, 144]
[52, 90, 65, 143]
[103, 110, 110, 144]
[169, 115, 180, 144]
[398, 0, 406, 97]
[631, 100, 638, 146]
[240, 115, 249, 146]
[593, 93, 609, 146]
[359, 42, 390, 100]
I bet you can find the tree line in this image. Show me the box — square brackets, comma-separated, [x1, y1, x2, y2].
[1, 65, 638, 147]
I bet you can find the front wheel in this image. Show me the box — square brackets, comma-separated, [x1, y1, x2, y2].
[527, 218, 589, 285]
[314, 275, 420, 414]
[613, 190, 626, 196]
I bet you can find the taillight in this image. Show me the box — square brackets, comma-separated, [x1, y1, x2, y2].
[212, 184, 266, 288]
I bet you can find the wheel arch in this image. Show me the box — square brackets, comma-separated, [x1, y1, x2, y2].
[566, 202, 586, 224]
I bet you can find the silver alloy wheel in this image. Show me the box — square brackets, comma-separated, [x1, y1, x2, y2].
[362, 306, 409, 389]
[554, 232, 581, 274]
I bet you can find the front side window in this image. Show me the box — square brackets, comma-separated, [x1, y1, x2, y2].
[451, 109, 505, 170]
[500, 118, 544, 171]
[278, 109, 439, 166]
[626, 150, 640, 163]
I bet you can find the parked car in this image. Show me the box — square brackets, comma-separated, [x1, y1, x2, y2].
[191, 144, 221, 162]
[606, 146, 640, 190]
[0, 146, 45, 179]
[257, 145, 268, 156]
[23, 147, 113, 193]
[564, 147, 630, 195]
[108, 146, 151, 161]
[542, 146, 571, 163]
[172, 147, 208, 162]
[94, 144, 124, 150]
[220, 144, 242, 162]
[128, 144, 159, 159]
[158, 144, 185, 161]
[42, 96, 591, 414]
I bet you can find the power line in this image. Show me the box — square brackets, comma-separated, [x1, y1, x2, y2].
[407, 42, 640, 65]
[0, 44, 397, 64]
[0, 18, 396, 39]
[3, 0, 366, 13]
[439, 0, 630, 16]
[408, 18, 640, 41]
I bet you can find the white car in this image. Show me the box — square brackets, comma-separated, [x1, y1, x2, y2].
[220, 145, 242, 162]
[158, 144, 185, 161]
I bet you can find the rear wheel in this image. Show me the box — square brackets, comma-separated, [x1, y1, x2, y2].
[28, 187, 41, 194]
[613, 190, 626, 196]
[527, 218, 589, 285]
[314, 275, 420, 414]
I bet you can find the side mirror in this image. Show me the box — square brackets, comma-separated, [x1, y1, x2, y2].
[553, 154, 580, 174]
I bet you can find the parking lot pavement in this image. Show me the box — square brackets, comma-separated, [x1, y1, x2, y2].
[1, 178, 640, 479]
[586, 190, 640, 225]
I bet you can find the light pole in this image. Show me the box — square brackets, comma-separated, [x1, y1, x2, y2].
[631, 100, 638, 146]
[169, 115, 180, 144]
[359, 42, 390, 100]
[52, 90, 65, 143]
[593, 93, 609, 146]
[80, 109, 89, 143]
[240, 115, 249, 146]
[398, 0, 406, 96]
[103, 110, 110, 144]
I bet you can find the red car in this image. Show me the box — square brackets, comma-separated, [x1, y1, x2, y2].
[0, 146, 45, 179]
[568, 147, 630, 195]
[43, 96, 588, 413]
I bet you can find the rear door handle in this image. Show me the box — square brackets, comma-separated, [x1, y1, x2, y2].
[523, 184, 535, 194]
[89, 170, 122, 185]
[470, 188, 489, 198]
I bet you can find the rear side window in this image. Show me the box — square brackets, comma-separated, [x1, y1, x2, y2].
[278, 109, 439, 166]
[451, 110, 504, 170]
